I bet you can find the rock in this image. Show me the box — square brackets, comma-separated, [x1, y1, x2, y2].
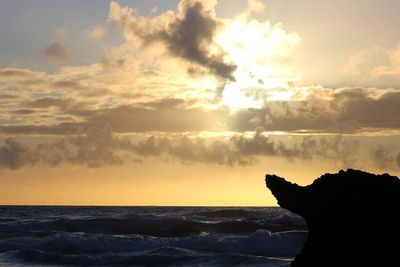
[265, 169, 400, 267]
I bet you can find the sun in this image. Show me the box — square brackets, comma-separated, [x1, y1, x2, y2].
[213, 11, 301, 108]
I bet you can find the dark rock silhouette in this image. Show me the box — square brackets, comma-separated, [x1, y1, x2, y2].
[265, 169, 400, 267]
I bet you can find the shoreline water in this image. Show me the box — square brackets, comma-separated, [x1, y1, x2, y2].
[0, 206, 306, 266]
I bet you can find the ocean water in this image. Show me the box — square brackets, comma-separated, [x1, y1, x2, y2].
[0, 206, 307, 266]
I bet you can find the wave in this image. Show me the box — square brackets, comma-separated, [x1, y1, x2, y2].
[0, 216, 306, 238]
[193, 209, 251, 218]
[5, 249, 292, 267]
[0, 207, 306, 266]
[0, 230, 304, 266]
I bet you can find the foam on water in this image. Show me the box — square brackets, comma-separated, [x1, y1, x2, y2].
[0, 206, 307, 266]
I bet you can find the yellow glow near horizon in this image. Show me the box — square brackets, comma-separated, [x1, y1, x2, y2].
[2, 156, 394, 206]
[0, 160, 278, 206]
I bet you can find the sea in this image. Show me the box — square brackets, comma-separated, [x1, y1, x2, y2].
[0, 206, 308, 267]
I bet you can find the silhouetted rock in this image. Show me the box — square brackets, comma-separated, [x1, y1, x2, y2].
[265, 169, 400, 267]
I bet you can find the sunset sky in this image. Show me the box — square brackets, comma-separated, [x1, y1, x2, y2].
[1, 0, 400, 206]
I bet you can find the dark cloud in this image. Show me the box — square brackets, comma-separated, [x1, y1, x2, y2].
[132, 135, 252, 166]
[396, 153, 400, 168]
[0, 128, 361, 170]
[53, 80, 83, 89]
[24, 97, 83, 111]
[229, 88, 400, 133]
[371, 146, 395, 170]
[4, 87, 400, 136]
[0, 94, 19, 99]
[100, 53, 129, 69]
[0, 126, 129, 169]
[0, 68, 36, 77]
[0, 138, 35, 169]
[162, 1, 236, 80]
[1, 97, 225, 135]
[231, 131, 276, 157]
[77, 103, 225, 133]
[334, 89, 400, 129]
[44, 41, 69, 61]
[61, 126, 125, 167]
[0, 69, 24, 77]
[3, 87, 400, 136]
[0, 123, 86, 135]
[370, 145, 400, 171]
[130, 132, 359, 167]
[139, 98, 187, 110]
[44, 30, 70, 61]
[110, 0, 236, 80]
[11, 109, 36, 115]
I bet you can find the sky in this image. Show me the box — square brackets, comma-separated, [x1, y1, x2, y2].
[1, 0, 400, 206]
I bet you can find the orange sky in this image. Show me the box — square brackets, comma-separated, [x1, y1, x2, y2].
[1, 157, 399, 206]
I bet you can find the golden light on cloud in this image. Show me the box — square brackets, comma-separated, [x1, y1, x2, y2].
[213, 1, 301, 108]
[105, 0, 302, 109]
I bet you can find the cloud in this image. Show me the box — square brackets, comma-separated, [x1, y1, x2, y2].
[106, 0, 301, 103]
[63, 125, 125, 167]
[131, 134, 253, 166]
[2, 65, 400, 135]
[1, 2, 399, 152]
[0, 126, 129, 169]
[0, 68, 39, 77]
[0, 138, 34, 169]
[0, 94, 19, 99]
[343, 45, 400, 88]
[130, 132, 359, 167]
[370, 144, 400, 171]
[396, 153, 400, 169]
[78, 102, 225, 133]
[246, 0, 266, 15]
[108, 0, 236, 80]
[1, 96, 226, 135]
[229, 87, 400, 133]
[371, 145, 396, 170]
[85, 24, 108, 41]
[44, 29, 70, 61]
[0, 68, 46, 82]
[1, 0, 399, 173]
[24, 97, 86, 112]
[0, 127, 360, 169]
[11, 109, 36, 115]
[3, 84, 400, 136]
[6, 126, 400, 171]
[0, 123, 86, 136]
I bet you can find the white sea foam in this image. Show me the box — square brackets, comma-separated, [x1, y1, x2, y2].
[0, 206, 306, 266]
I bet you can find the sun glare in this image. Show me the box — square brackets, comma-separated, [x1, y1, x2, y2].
[215, 12, 301, 108]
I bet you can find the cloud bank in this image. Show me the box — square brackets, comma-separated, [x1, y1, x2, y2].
[1, 0, 400, 173]
[0, 129, 380, 170]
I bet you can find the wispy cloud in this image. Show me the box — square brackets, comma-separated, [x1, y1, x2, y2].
[44, 29, 70, 61]
[85, 24, 108, 41]
[343, 45, 400, 88]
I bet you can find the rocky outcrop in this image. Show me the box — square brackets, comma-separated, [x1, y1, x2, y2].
[266, 169, 400, 267]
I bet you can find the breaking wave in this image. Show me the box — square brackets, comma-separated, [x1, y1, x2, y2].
[0, 206, 307, 266]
